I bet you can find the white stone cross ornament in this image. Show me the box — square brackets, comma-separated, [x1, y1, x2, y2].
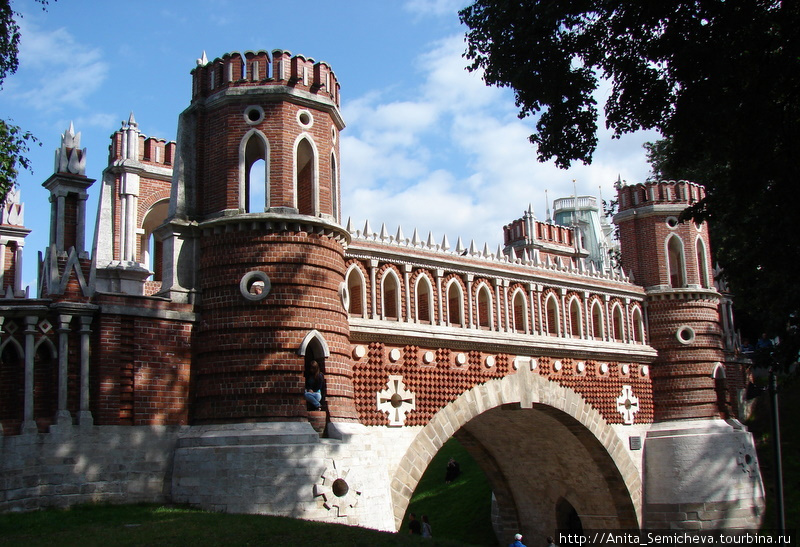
[616, 385, 639, 425]
[377, 374, 416, 426]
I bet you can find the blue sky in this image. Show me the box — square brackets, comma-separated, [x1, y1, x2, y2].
[1, 0, 657, 291]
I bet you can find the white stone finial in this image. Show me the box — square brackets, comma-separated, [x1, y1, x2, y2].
[410, 228, 421, 247]
[455, 237, 465, 255]
[127, 111, 138, 128]
[362, 219, 373, 238]
[496, 244, 504, 261]
[395, 225, 405, 244]
[468, 240, 478, 256]
[379, 223, 389, 241]
[197, 51, 209, 67]
[345, 217, 354, 233]
[55, 122, 87, 176]
[426, 231, 436, 249]
[441, 234, 450, 252]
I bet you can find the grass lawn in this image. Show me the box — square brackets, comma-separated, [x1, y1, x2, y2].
[0, 503, 479, 547]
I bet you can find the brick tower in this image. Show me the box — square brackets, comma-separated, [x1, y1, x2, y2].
[614, 180, 763, 527]
[615, 181, 722, 420]
[160, 50, 355, 424]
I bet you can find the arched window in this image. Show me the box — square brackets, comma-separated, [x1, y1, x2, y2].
[631, 306, 645, 344]
[415, 275, 433, 324]
[667, 235, 686, 288]
[33, 339, 57, 428]
[296, 137, 316, 215]
[477, 284, 492, 329]
[545, 294, 560, 336]
[512, 289, 527, 334]
[591, 300, 604, 340]
[696, 237, 709, 288]
[382, 270, 401, 321]
[447, 281, 464, 327]
[611, 303, 624, 341]
[330, 152, 339, 221]
[239, 130, 269, 212]
[140, 199, 169, 282]
[0, 339, 24, 431]
[569, 297, 582, 338]
[346, 266, 365, 317]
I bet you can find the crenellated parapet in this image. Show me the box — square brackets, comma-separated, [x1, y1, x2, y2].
[108, 125, 176, 169]
[617, 180, 705, 213]
[191, 49, 340, 107]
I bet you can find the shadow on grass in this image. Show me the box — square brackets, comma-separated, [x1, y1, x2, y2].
[402, 437, 497, 546]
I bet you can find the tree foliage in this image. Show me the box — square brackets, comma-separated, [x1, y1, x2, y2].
[460, 0, 800, 363]
[0, 0, 49, 203]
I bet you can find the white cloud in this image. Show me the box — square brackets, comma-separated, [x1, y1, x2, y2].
[341, 32, 658, 251]
[10, 19, 108, 112]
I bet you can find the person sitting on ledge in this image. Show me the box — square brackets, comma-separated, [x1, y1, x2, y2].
[304, 360, 325, 411]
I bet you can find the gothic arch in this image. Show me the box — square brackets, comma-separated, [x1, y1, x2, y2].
[611, 301, 625, 341]
[511, 287, 528, 334]
[445, 277, 465, 327]
[389, 372, 641, 534]
[666, 234, 686, 288]
[330, 152, 339, 221]
[140, 199, 169, 282]
[294, 134, 319, 215]
[298, 330, 331, 359]
[381, 268, 402, 321]
[238, 129, 270, 212]
[568, 295, 583, 338]
[475, 282, 493, 330]
[696, 237, 710, 288]
[413, 272, 434, 324]
[345, 263, 367, 317]
[544, 292, 560, 336]
[590, 299, 604, 340]
[630, 305, 645, 344]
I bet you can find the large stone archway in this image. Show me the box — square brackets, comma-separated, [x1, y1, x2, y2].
[389, 370, 642, 541]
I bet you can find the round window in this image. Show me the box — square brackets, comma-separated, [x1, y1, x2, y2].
[240, 271, 271, 301]
[676, 325, 696, 345]
[297, 109, 313, 128]
[244, 105, 264, 125]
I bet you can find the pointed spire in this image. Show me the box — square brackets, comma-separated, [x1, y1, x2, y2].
[395, 225, 405, 244]
[426, 231, 436, 249]
[482, 242, 491, 258]
[441, 234, 450, 252]
[345, 217, 354, 233]
[468, 239, 478, 256]
[379, 223, 389, 241]
[362, 219, 373, 238]
[411, 228, 421, 247]
[127, 111, 138, 128]
[496, 244, 504, 261]
[455, 237, 465, 255]
[545, 189, 551, 222]
[197, 51, 209, 66]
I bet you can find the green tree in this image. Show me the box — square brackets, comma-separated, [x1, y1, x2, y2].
[460, 0, 800, 365]
[1, 0, 49, 203]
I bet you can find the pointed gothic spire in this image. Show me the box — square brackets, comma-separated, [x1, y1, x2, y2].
[379, 223, 389, 241]
[362, 219, 373, 238]
[426, 231, 436, 249]
[441, 234, 450, 252]
[395, 225, 405, 244]
[455, 237, 465, 255]
[410, 228, 421, 247]
[197, 51, 209, 66]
